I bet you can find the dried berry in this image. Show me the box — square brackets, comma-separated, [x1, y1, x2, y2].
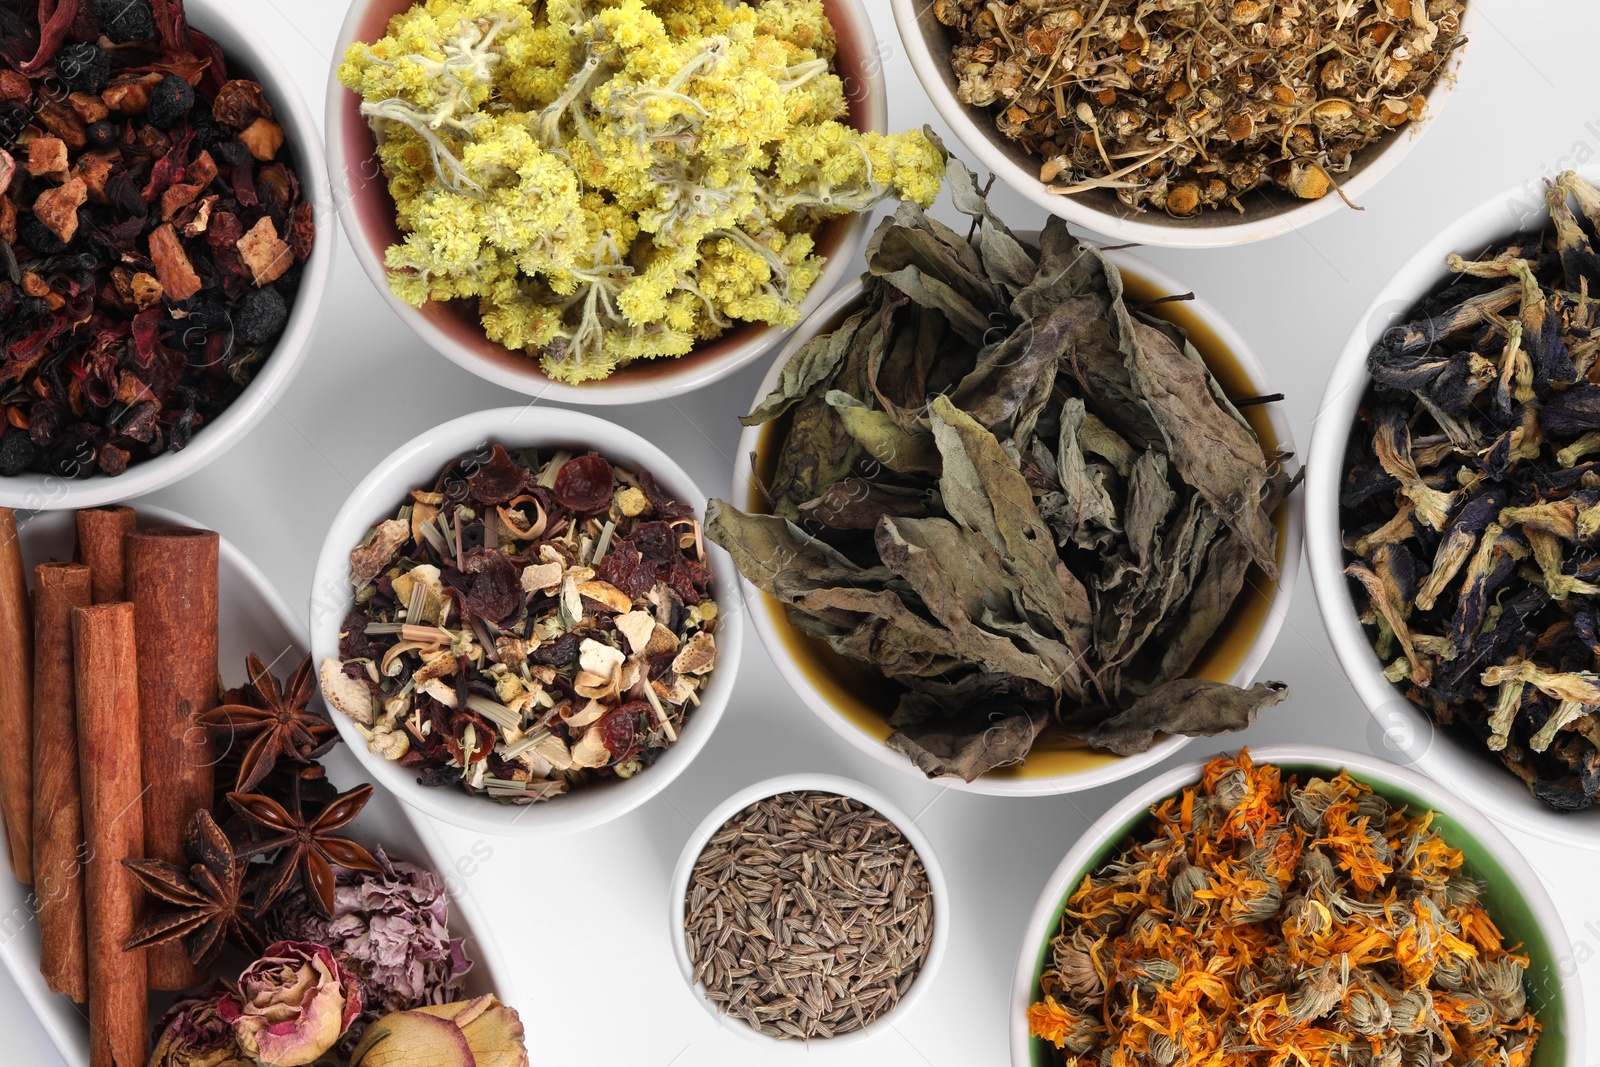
[85, 120, 117, 149]
[147, 76, 195, 130]
[554, 454, 613, 512]
[233, 286, 287, 346]
[92, 0, 155, 43]
[18, 215, 67, 254]
[597, 704, 644, 760]
[56, 43, 109, 94]
[0, 430, 35, 477]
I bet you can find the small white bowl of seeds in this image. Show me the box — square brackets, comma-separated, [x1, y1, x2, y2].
[669, 774, 948, 1049]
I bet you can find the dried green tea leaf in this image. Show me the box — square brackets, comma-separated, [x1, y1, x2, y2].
[796, 481, 936, 531]
[929, 394, 1091, 642]
[1070, 680, 1288, 756]
[743, 296, 878, 426]
[709, 174, 1289, 782]
[826, 391, 941, 475]
[877, 517, 1080, 690]
[1125, 319, 1279, 577]
[887, 707, 1048, 782]
[704, 503, 893, 600]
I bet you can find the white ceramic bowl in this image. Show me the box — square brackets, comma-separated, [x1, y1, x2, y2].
[0, 0, 332, 511]
[1009, 744, 1585, 1067]
[325, 0, 885, 405]
[0, 506, 515, 1065]
[730, 249, 1302, 796]
[668, 773, 948, 1051]
[310, 406, 743, 835]
[890, 0, 1480, 248]
[1306, 173, 1600, 849]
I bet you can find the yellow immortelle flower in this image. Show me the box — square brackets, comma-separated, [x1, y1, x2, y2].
[339, 0, 945, 384]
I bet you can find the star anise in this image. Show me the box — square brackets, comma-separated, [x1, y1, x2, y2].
[199, 653, 337, 793]
[123, 809, 263, 968]
[228, 772, 380, 917]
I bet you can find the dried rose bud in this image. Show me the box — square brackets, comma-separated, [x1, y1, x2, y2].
[350, 997, 528, 1067]
[149, 991, 253, 1067]
[0, 149, 13, 197]
[219, 941, 362, 1067]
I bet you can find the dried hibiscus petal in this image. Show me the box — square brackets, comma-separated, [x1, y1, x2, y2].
[466, 444, 529, 506]
[554, 454, 612, 512]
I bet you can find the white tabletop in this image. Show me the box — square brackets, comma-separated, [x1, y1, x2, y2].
[4, 1, 1597, 1063]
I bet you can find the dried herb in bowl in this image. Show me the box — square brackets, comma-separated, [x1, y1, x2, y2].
[684, 790, 934, 1040]
[321, 444, 720, 803]
[1027, 750, 1541, 1067]
[0, 0, 315, 478]
[935, 0, 1467, 216]
[336, 0, 945, 384]
[1341, 172, 1600, 813]
[707, 162, 1291, 782]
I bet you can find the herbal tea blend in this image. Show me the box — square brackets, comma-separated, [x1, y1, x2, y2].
[684, 790, 934, 1040]
[1028, 750, 1541, 1067]
[0, 0, 315, 478]
[934, 0, 1467, 215]
[337, 0, 945, 384]
[708, 163, 1290, 781]
[1342, 171, 1600, 813]
[322, 444, 719, 803]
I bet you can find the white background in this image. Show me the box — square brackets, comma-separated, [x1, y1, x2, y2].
[4, 1, 1600, 1063]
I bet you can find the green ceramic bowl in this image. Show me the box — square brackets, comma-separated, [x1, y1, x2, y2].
[1010, 744, 1583, 1067]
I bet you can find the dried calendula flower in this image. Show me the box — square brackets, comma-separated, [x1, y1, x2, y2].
[936, 0, 1467, 215]
[322, 444, 719, 804]
[1029, 750, 1542, 1067]
[1342, 172, 1600, 813]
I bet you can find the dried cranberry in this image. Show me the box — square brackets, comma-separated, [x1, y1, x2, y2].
[553, 454, 613, 512]
[528, 632, 580, 666]
[598, 702, 648, 760]
[464, 553, 521, 623]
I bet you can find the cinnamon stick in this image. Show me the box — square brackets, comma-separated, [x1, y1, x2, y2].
[125, 526, 217, 992]
[33, 563, 92, 1003]
[0, 507, 33, 883]
[72, 602, 147, 1067]
[75, 506, 136, 604]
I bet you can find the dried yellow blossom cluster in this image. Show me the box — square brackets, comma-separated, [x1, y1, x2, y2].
[339, 0, 946, 383]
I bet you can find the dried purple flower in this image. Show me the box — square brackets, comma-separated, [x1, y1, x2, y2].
[266, 846, 471, 1040]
